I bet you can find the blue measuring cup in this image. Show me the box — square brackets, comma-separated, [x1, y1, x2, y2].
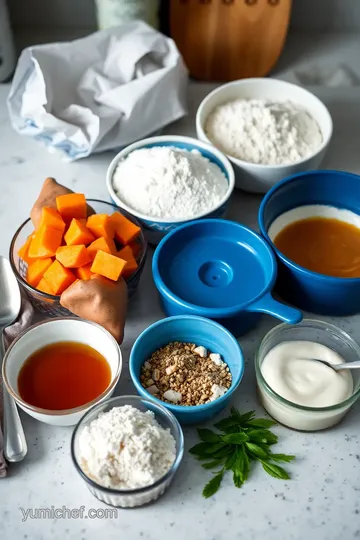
[152, 219, 302, 336]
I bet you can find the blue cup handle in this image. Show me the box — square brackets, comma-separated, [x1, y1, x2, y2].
[247, 293, 303, 324]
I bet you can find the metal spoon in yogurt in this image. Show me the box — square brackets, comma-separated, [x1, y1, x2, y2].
[299, 357, 360, 371]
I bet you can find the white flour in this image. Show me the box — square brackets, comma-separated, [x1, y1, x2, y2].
[205, 99, 323, 165]
[112, 146, 228, 219]
[78, 405, 176, 490]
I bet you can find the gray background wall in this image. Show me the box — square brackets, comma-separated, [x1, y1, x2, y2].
[7, 0, 360, 33]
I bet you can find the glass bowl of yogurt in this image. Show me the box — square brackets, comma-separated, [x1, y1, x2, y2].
[71, 395, 184, 508]
[255, 319, 360, 431]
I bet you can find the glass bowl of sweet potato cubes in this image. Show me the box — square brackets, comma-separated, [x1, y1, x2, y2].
[10, 197, 147, 317]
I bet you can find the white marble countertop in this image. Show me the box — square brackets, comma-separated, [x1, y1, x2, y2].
[2, 35, 360, 540]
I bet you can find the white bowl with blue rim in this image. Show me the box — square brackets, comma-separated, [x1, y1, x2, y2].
[106, 135, 235, 245]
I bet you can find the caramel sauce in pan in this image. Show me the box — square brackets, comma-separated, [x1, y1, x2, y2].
[18, 341, 111, 410]
[274, 217, 360, 278]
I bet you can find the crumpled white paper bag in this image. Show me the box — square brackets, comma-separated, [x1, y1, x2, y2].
[7, 21, 188, 161]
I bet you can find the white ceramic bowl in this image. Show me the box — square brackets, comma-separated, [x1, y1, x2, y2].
[2, 318, 122, 426]
[106, 135, 235, 245]
[196, 78, 333, 194]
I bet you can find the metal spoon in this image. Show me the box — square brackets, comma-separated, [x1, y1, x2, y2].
[299, 357, 360, 371]
[0, 256, 27, 462]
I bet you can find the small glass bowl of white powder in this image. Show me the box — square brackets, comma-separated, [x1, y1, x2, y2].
[255, 320, 360, 432]
[106, 135, 235, 245]
[71, 395, 184, 508]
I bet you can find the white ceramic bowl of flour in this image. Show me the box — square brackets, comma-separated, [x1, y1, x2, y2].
[196, 78, 333, 194]
[106, 135, 235, 245]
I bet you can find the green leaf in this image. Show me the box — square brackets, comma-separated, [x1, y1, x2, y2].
[189, 442, 211, 456]
[232, 446, 250, 487]
[224, 450, 237, 470]
[247, 429, 278, 445]
[230, 408, 256, 425]
[202, 470, 224, 498]
[212, 445, 232, 459]
[233, 470, 244, 488]
[214, 416, 241, 432]
[189, 441, 226, 457]
[245, 442, 269, 460]
[202, 460, 224, 470]
[261, 461, 290, 480]
[197, 428, 221, 443]
[270, 454, 296, 463]
[245, 418, 277, 429]
[221, 432, 249, 444]
[204, 442, 227, 454]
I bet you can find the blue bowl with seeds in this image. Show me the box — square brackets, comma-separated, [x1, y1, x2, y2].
[129, 315, 244, 424]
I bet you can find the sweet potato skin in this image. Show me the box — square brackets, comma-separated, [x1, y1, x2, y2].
[60, 276, 128, 343]
[31, 178, 94, 229]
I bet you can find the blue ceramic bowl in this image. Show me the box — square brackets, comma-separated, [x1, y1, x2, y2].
[129, 315, 244, 424]
[152, 219, 302, 337]
[258, 170, 360, 315]
[106, 135, 235, 245]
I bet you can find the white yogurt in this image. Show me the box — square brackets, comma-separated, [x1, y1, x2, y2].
[268, 204, 360, 241]
[258, 340, 354, 431]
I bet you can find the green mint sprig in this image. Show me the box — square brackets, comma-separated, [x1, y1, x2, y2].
[189, 407, 295, 498]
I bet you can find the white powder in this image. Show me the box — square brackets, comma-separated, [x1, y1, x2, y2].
[112, 146, 228, 219]
[78, 405, 176, 490]
[205, 99, 323, 166]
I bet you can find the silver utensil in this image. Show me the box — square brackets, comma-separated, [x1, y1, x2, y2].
[0, 256, 27, 462]
[299, 357, 360, 371]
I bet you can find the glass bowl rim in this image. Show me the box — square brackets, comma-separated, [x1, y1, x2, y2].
[255, 318, 360, 413]
[2, 317, 122, 416]
[70, 394, 184, 495]
[9, 198, 148, 301]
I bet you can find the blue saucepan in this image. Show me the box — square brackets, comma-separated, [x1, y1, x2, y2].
[258, 170, 360, 315]
[152, 219, 302, 336]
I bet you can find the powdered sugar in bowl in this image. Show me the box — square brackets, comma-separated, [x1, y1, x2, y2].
[106, 135, 235, 245]
[196, 78, 332, 194]
[71, 395, 184, 508]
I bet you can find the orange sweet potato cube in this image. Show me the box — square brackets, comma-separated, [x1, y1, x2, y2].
[56, 193, 87, 222]
[56, 245, 91, 268]
[117, 245, 138, 278]
[27, 258, 53, 287]
[75, 263, 94, 281]
[90, 250, 126, 281]
[37, 277, 55, 295]
[87, 236, 117, 261]
[43, 260, 76, 295]
[86, 214, 114, 239]
[39, 207, 66, 232]
[109, 212, 141, 245]
[28, 225, 63, 259]
[64, 219, 95, 246]
[18, 234, 35, 264]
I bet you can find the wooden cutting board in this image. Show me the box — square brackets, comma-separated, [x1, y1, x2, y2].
[170, 0, 292, 81]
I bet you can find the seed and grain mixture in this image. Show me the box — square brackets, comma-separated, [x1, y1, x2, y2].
[140, 342, 232, 406]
